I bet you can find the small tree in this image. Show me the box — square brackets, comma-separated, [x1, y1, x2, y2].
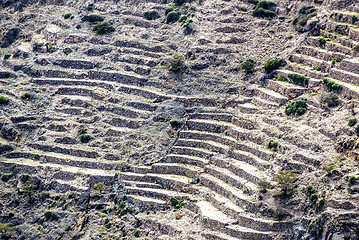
[22, 183, 37, 203]
[94, 182, 106, 193]
[272, 170, 297, 197]
[242, 58, 255, 74]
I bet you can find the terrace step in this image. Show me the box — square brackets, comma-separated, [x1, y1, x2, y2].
[320, 29, 359, 49]
[251, 96, 280, 109]
[189, 112, 233, 122]
[286, 62, 328, 80]
[202, 231, 239, 240]
[126, 195, 167, 211]
[186, 119, 232, 134]
[337, 58, 359, 75]
[307, 36, 356, 56]
[151, 163, 204, 180]
[330, 68, 359, 85]
[298, 44, 348, 62]
[266, 77, 308, 99]
[224, 225, 273, 240]
[236, 102, 259, 114]
[255, 88, 288, 106]
[200, 174, 256, 211]
[125, 186, 192, 201]
[329, 11, 359, 26]
[291, 54, 331, 72]
[166, 152, 210, 168]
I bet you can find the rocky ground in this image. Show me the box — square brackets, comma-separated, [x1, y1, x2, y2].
[1, 0, 359, 239]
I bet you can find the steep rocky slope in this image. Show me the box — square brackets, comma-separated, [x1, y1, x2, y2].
[1, 0, 359, 239]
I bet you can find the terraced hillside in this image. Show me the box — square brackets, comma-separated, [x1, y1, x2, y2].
[1, 0, 359, 239]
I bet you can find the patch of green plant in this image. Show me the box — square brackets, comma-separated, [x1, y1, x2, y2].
[353, 45, 359, 52]
[322, 163, 335, 173]
[166, 11, 180, 24]
[288, 73, 309, 87]
[0, 95, 9, 104]
[309, 193, 318, 202]
[20, 174, 30, 183]
[274, 208, 287, 221]
[272, 170, 297, 197]
[348, 118, 357, 127]
[307, 185, 316, 195]
[0, 223, 15, 239]
[87, 3, 94, 11]
[348, 176, 358, 185]
[93, 22, 115, 35]
[318, 37, 331, 45]
[1, 173, 13, 182]
[352, 15, 358, 25]
[165, 6, 175, 15]
[183, 18, 194, 34]
[105, 222, 112, 229]
[292, 6, 317, 32]
[64, 13, 72, 19]
[170, 197, 185, 211]
[331, 58, 340, 65]
[3, 54, 11, 60]
[84, 14, 104, 22]
[45, 43, 56, 53]
[80, 134, 90, 143]
[323, 77, 342, 92]
[144, 10, 159, 20]
[179, 15, 187, 22]
[165, 54, 184, 72]
[134, 229, 140, 238]
[221, 103, 226, 108]
[318, 198, 325, 209]
[21, 92, 31, 100]
[170, 119, 180, 128]
[315, 66, 321, 71]
[285, 98, 307, 116]
[44, 211, 58, 221]
[277, 75, 288, 82]
[267, 139, 279, 151]
[252, 1, 276, 18]
[320, 92, 339, 107]
[242, 58, 255, 74]
[263, 58, 286, 73]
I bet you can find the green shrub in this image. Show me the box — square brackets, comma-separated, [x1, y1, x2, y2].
[84, 14, 104, 22]
[320, 92, 339, 107]
[322, 163, 335, 173]
[44, 211, 58, 221]
[221, 103, 226, 108]
[277, 75, 288, 82]
[20, 174, 30, 183]
[179, 15, 187, 22]
[119, 201, 126, 209]
[307, 185, 316, 195]
[8, 212, 14, 218]
[285, 99, 307, 116]
[87, 3, 94, 11]
[3, 54, 11, 60]
[315, 66, 321, 71]
[144, 10, 159, 20]
[134, 229, 140, 237]
[21, 92, 31, 99]
[34, 154, 40, 160]
[105, 222, 112, 229]
[1, 173, 13, 182]
[309, 193, 318, 202]
[165, 6, 175, 15]
[318, 37, 330, 45]
[93, 22, 115, 35]
[274, 208, 287, 221]
[68, 192, 75, 199]
[170, 119, 180, 128]
[170, 197, 185, 210]
[292, 6, 317, 32]
[166, 11, 180, 24]
[353, 45, 359, 52]
[0, 95, 9, 104]
[252, 1, 276, 18]
[348, 176, 357, 185]
[64, 13, 72, 19]
[80, 134, 90, 143]
[288, 73, 309, 87]
[263, 59, 287, 73]
[323, 77, 342, 92]
[183, 19, 194, 34]
[272, 170, 297, 197]
[165, 54, 184, 72]
[242, 58, 255, 73]
[349, 118, 357, 127]
[267, 139, 279, 151]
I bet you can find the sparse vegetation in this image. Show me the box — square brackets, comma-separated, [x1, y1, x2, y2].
[20, 174, 30, 183]
[0, 95, 9, 104]
[80, 133, 90, 143]
[277, 75, 288, 82]
[165, 54, 184, 72]
[267, 139, 279, 151]
[263, 59, 287, 73]
[94, 182, 106, 192]
[272, 170, 297, 197]
[292, 6, 317, 32]
[134, 229, 140, 237]
[144, 10, 159, 20]
[93, 22, 115, 35]
[318, 37, 331, 45]
[285, 99, 307, 116]
[242, 58, 255, 74]
[252, 1, 276, 18]
[323, 77, 342, 92]
[170, 197, 185, 211]
[0, 223, 14, 239]
[21, 92, 31, 99]
[288, 73, 309, 87]
[353, 45, 359, 52]
[44, 210, 58, 221]
[63, 13, 72, 19]
[320, 92, 339, 107]
[166, 11, 180, 24]
[348, 118, 357, 127]
[84, 14, 104, 22]
[87, 3, 94, 11]
[1, 173, 13, 182]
